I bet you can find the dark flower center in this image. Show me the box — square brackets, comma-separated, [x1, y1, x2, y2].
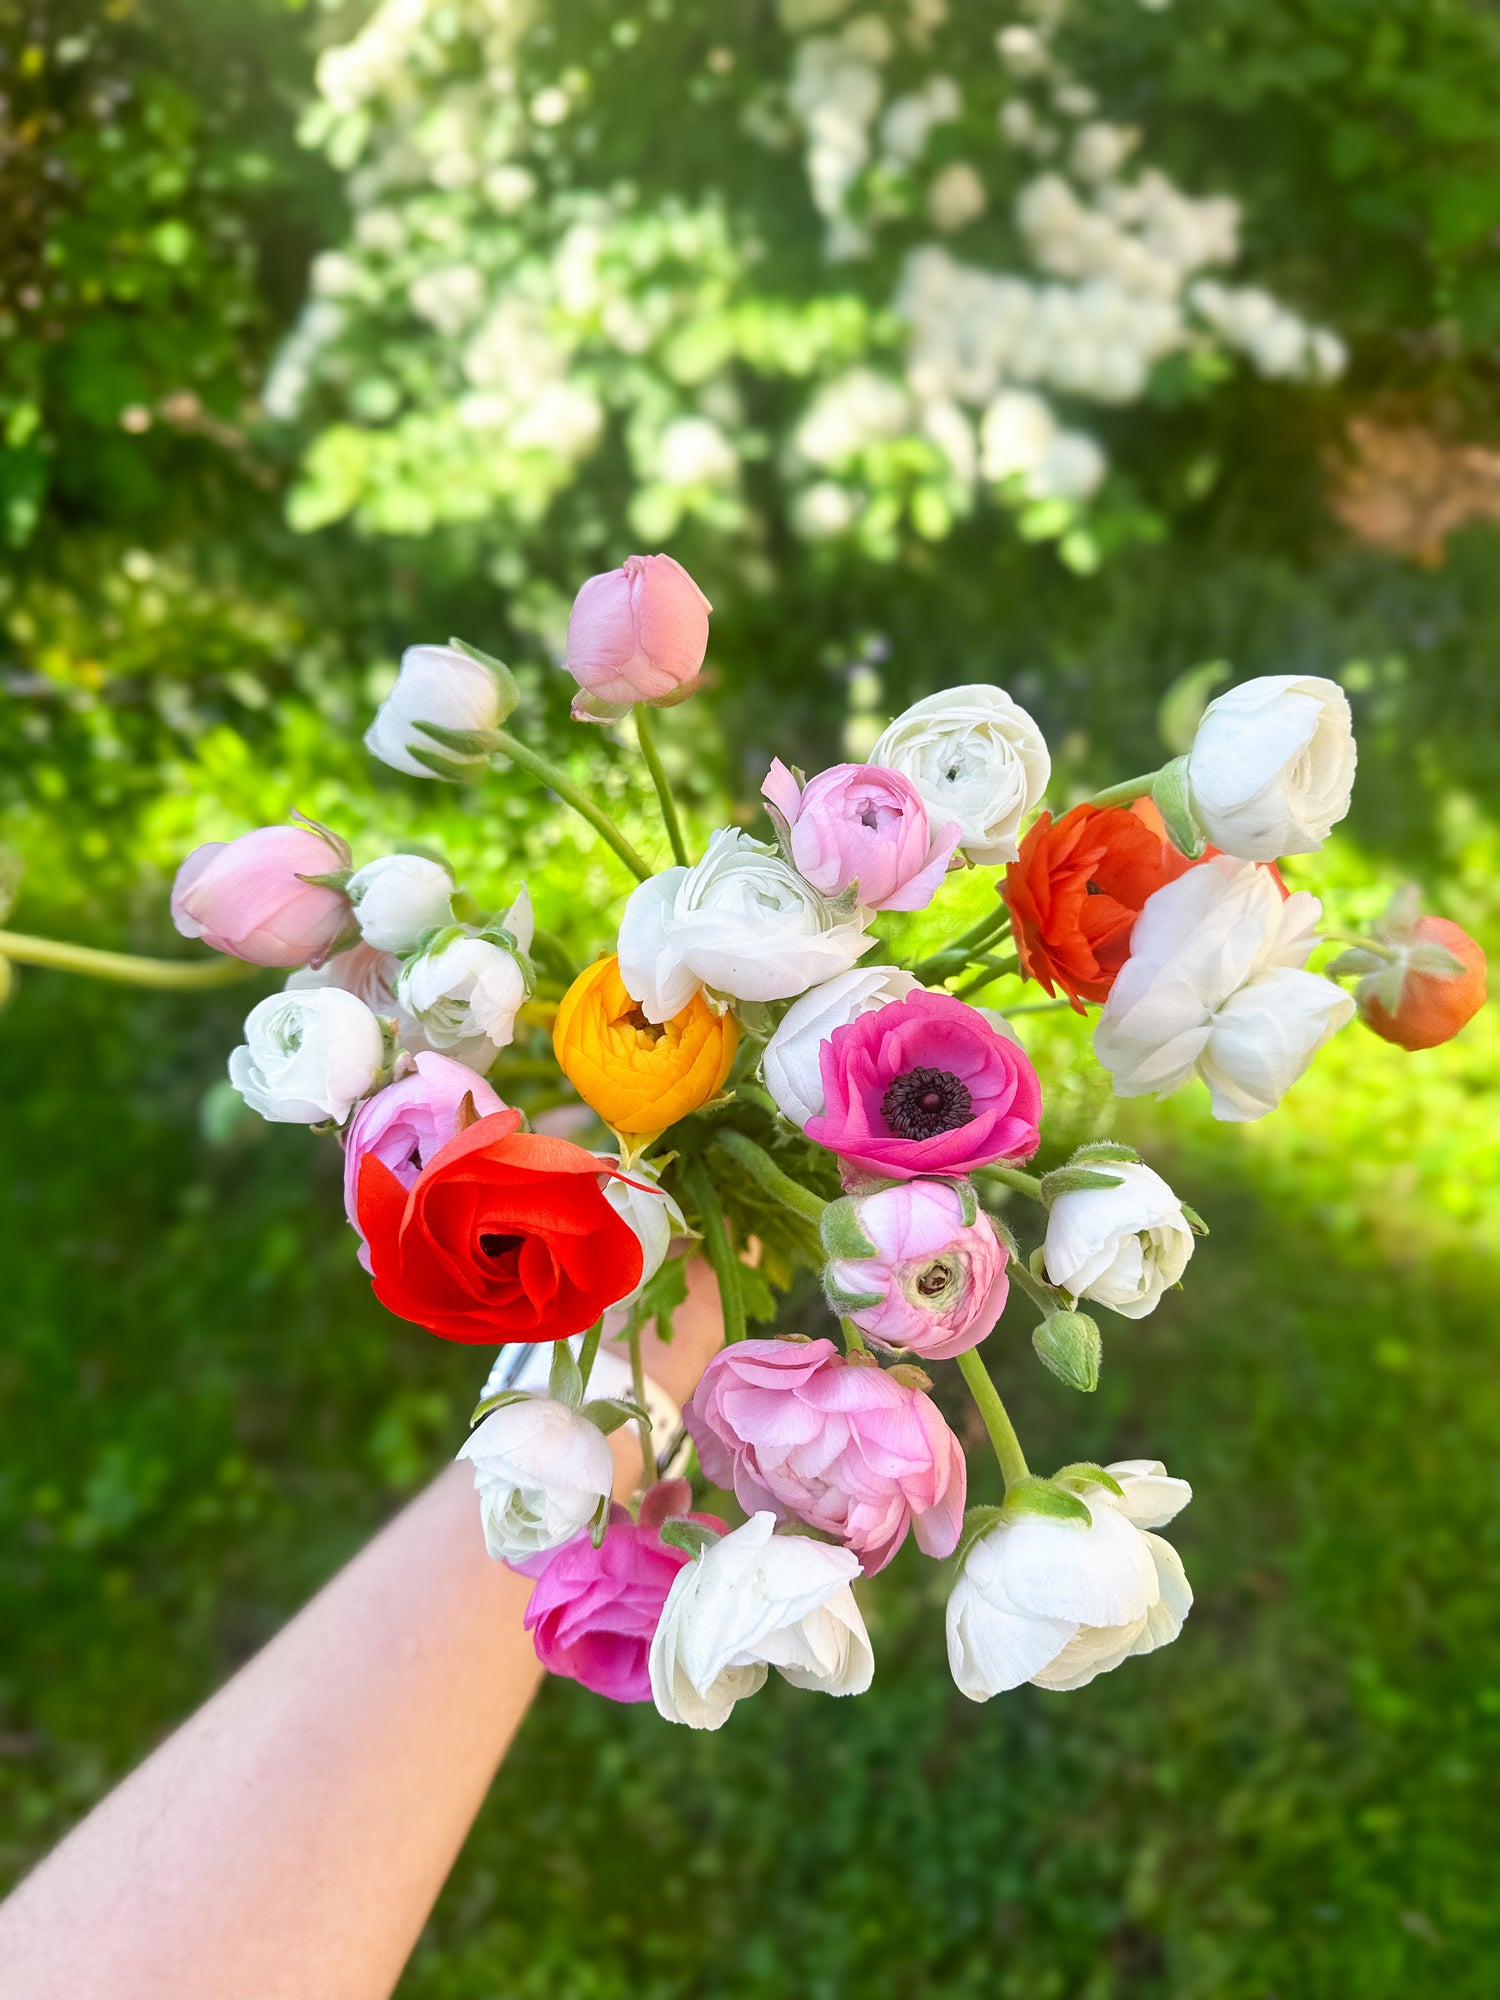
[916, 1260, 953, 1297]
[1085, 879, 1103, 896]
[881, 1066, 973, 1141]
[479, 1232, 524, 1260]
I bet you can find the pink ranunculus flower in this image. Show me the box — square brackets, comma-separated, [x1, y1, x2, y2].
[565, 553, 712, 723]
[171, 818, 352, 969]
[523, 1503, 725, 1703]
[825, 1179, 1010, 1361]
[761, 759, 961, 913]
[806, 988, 1042, 1181]
[342, 1051, 505, 1270]
[684, 1338, 967, 1575]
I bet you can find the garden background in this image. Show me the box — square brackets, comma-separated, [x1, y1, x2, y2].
[3, 0, 1500, 1993]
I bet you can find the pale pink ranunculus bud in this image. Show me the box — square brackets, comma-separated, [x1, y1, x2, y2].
[823, 1178, 1010, 1361]
[762, 759, 961, 912]
[684, 1338, 966, 1575]
[564, 553, 711, 723]
[342, 1051, 506, 1269]
[171, 819, 352, 969]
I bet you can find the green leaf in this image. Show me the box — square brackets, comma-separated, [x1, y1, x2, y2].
[1152, 754, 1205, 860]
[659, 1518, 719, 1559]
[1040, 1166, 1126, 1202]
[623, 1254, 689, 1346]
[1001, 1477, 1093, 1527]
[820, 1196, 878, 1262]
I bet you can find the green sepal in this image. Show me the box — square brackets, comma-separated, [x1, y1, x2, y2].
[589, 1493, 611, 1550]
[580, 1397, 651, 1437]
[1040, 1165, 1126, 1203]
[1151, 754, 1205, 860]
[658, 1518, 719, 1559]
[296, 868, 353, 893]
[1068, 1141, 1139, 1166]
[406, 744, 472, 783]
[1327, 946, 1383, 980]
[549, 1342, 584, 1410]
[468, 1387, 532, 1428]
[820, 1196, 878, 1263]
[1180, 1202, 1209, 1237]
[1032, 1311, 1102, 1392]
[448, 635, 521, 721]
[951, 1504, 1004, 1571]
[1001, 1477, 1092, 1527]
[955, 1177, 979, 1227]
[823, 1278, 885, 1314]
[413, 720, 507, 758]
[1053, 1460, 1124, 1498]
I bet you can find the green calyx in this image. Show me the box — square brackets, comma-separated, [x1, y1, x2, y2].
[820, 1196, 878, 1263]
[1001, 1477, 1093, 1527]
[1032, 1310, 1102, 1392]
[1039, 1165, 1126, 1203]
[1151, 753, 1206, 860]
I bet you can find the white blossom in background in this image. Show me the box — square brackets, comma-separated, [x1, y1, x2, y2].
[928, 161, 988, 233]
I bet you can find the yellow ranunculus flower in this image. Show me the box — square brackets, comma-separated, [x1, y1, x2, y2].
[552, 953, 738, 1137]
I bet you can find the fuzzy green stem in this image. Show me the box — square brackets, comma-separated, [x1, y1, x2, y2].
[907, 905, 1011, 982]
[1087, 771, 1159, 810]
[634, 707, 690, 869]
[490, 728, 653, 881]
[679, 1155, 746, 1346]
[1008, 1257, 1066, 1319]
[956, 1347, 1029, 1490]
[975, 1165, 1046, 1203]
[999, 999, 1076, 1018]
[577, 1317, 604, 1400]
[627, 1321, 656, 1490]
[0, 930, 256, 991]
[953, 953, 1020, 1000]
[710, 1130, 827, 1226]
[1321, 930, 1398, 963]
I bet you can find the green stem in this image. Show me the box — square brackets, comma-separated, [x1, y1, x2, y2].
[679, 1155, 746, 1346]
[999, 999, 1076, 1018]
[710, 1130, 827, 1226]
[627, 1321, 656, 1490]
[1087, 771, 1159, 810]
[0, 930, 255, 991]
[953, 953, 1020, 1001]
[908, 906, 1011, 982]
[577, 1317, 604, 1399]
[839, 1316, 867, 1355]
[1008, 1257, 1065, 1320]
[490, 728, 653, 882]
[1321, 930, 1397, 962]
[634, 707, 690, 869]
[975, 1165, 1046, 1203]
[956, 1347, 1029, 1490]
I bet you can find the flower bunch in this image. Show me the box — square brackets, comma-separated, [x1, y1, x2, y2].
[23, 545, 1482, 1731]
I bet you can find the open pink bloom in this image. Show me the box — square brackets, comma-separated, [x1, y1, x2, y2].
[523, 1509, 724, 1703]
[762, 760, 961, 912]
[825, 1179, 1010, 1360]
[565, 553, 711, 722]
[342, 1052, 505, 1270]
[171, 820, 351, 968]
[685, 1338, 966, 1574]
[807, 989, 1042, 1180]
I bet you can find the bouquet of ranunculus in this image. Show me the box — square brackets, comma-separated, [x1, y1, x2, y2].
[7, 553, 1486, 1726]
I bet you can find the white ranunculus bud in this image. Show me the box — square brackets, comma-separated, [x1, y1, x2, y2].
[869, 685, 1051, 866]
[228, 986, 384, 1126]
[365, 643, 504, 779]
[1094, 857, 1355, 1121]
[597, 1154, 687, 1296]
[650, 1511, 874, 1729]
[617, 829, 874, 1025]
[761, 966, 921, 1127]
[946, 1461, 1192, 1700]
[456, 1397, 614, 1564]
[395, 891, 533, 1059]
[347, 853, 455, 955]
[1185, 674, 1356, 861]
[1044, 1161, 1195, 1320]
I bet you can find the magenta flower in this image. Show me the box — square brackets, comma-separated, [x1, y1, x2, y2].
[523, 1507, 724, 1703]
[806, 989, 1042, 1180]
[565, 553, 712, 723]
[823, 1179, 1009, 1360]
[341, 1052, 505, 1270]
[684, 1338, 966, 1574]
[171, 819, 351, 969]
[762, 759, 961, 913]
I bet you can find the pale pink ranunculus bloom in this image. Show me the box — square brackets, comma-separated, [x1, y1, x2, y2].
[762, 759, 960, 912]
[171, 820, 351, 968]
[684, 1338, 966, 1574]
[564, 553, 711, 722]
[341, 1051, 505, 1269]
[825, 1178, 1009, 1360]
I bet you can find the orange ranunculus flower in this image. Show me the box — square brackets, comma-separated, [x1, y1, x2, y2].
[1004, 799, 1201, 1011]
[553, 953, 738, 1135]
[1359, 916, 1487, 1051]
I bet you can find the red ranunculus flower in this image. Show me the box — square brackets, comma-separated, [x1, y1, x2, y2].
[356, 1109, 644, 1343]
[1005, 799, 1200, 1011]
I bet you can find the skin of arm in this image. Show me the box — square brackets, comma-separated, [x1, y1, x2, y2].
[0, 1260, 725, 2000]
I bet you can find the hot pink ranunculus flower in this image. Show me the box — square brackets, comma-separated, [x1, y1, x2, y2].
[522, 1506, 724, 1703]
[564, 553, 712, 722]
[761, 759, 961, 912]
[171, 819, 352, 968]
[342, 1052, 505, 1270]
[825, 1179, 1010, 1360]
[806, 988, 1042, 1180]
[684, 1338, 967, 1574]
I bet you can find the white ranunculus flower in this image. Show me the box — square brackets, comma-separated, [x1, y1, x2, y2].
[1185, 674, 1356, 861]
[761, 966, 921, 1127]
[347, 853, 455, 955]
[228, 986, 384, 1126]
[869, 685, 1051, 866]
[395, 890, 533, 1058]
[617, 829, 875, 1025]
[365, 643, 501, 779]
[597, 1154, 688, 1297]
[1094, 858, 1355, 1121]
[456, 1397, 614, 1564]
[650, 1512, 874, 1730]
[1044, 1161, 1195, 1320]
[946, 1461, 1192, 1700]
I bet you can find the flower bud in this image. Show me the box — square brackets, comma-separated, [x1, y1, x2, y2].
[565, 553, 712, 724]
[171, 818, 352, 969]
[1031, 1310, 1102, 1392]
[1355, 912, 1487, 1052]
[347, 853, 455, 955]
[365, 643, 510, 778]
[228, 985, 385, 1126]
[395, 891, 534, 1061]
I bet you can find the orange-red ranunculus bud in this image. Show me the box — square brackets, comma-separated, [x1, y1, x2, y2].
[1360, 917, 1487, 1051]
[552, 953, 738, 1135]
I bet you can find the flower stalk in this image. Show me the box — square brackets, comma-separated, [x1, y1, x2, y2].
[0, 930, 255, 990]
[489, 727, 653, 882]
[955, 1346, 1029, 1490]
[634, 707, 691, 868]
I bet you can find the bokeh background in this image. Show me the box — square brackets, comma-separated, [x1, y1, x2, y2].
[3, 1, 1500, 1993]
